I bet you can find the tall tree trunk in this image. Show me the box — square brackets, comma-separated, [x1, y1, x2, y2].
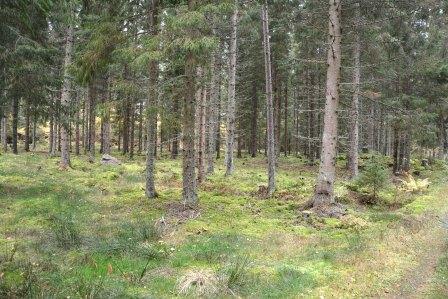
[102, 85, 111, 155]
[367, 102, 375, 151]
[250, 81, 258, 158]
[75, 106, 80, 155]
[32, 114, 37, 151]
[181, 0, 199, 205]
[262, 2, 276, 196]
[138, 100, 143, 155]
[1, 114, 6, 153]
[60, 25, 74, 168]
[283, 82, 288, 157]
[82, 96, 87, 154]
[122, 99, 130, 155]
[313, 0, 342, 208]
[146, 0, 160, 198]
[206, 36, 221, 173]
[130, 104, 135, 159]
[183, 50, 198, 205]
[216, 69, 222, 160]
[196, 72, 206, 183]
[88, 80, 96, 162]
[12, 97, 18, 154]
[393, 127, 400, 174]
[49, 105, 54, 155]
[24, 102, 30, 152]
[225, 4, 238, 176]
[273, 70, 281, 158]
[347, 2, 360, 179]
[171, 95, 180, 159]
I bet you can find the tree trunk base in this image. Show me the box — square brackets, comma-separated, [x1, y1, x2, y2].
[310, 201, 346, 218]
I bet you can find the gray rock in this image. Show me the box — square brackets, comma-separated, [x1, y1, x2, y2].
[101, 154, 122, 165]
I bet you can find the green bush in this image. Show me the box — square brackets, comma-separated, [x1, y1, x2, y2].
[355, 154, 389, 203]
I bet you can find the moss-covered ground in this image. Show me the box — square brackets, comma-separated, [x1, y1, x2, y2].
[0, 151, 447, 298]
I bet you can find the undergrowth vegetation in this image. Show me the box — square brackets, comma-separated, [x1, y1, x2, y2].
[0, 152, 447, 298]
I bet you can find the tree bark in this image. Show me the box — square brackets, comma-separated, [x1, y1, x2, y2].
[313, 0, 342, 207]
[102, 83, 111, 155]
[250, 81, 258, 158]
[283, 82, 288, 157]
[171, 95, 180, 159]
[1, 114, 6, 153]
[138, 100, 143, 155]
[347, 2, 360, 179]
[32, 114, 37, 151]
[122, 98, 130, 155]
[60, 24, 74, 168]
[196, 70, 206, 183]
[12, 97, 18, 154]
[24, 102, 30, 152]
[183, 50, 198, 205]
[146, 0, 160, 198]
[75, 105, 80, 155]
[88, 80, 96, 162]
[225, 4, 238, 176]
[49, 104, 54, 155]
[262, 2, 276, 196]
[130, 103, 135, 159]
[206, 35, 221, 173]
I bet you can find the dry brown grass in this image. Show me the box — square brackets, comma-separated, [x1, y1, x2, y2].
[177, 269, 220, 297]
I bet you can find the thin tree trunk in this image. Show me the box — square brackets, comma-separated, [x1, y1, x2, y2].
[102, 85, 111, 155]
[262, 2, 276, 196]
[146, 0, 160, 198]
[138, 100, 143, 155]
[32, 114, 37, 151]
[347, 2, 360, 179]
[88, 80, 96, 162]
[130, 104, 135, 159]
[24, 103, 30, 152]
[60, 24, 74, 168]
[283, 82, 288, 157]
[12, 97, 18, 154]
[82, 96, 87, 154]
[197, 74, 206, 183]
[49, 105, 54, 154]
[171, 95, 180, 159]
[75, 106, 80, 155]
[206, 36, 221, 173]
[122, 99, 130, 155]
[1, 115, 6, 153]
[216, 71, 222, 160]
[313, 0, 342, 208]
[250, 81, 258, 158]
[225, 4, 238, 176]
[392, 128, 399, 173]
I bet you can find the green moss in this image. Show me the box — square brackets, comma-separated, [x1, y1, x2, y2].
[1, 152, 448, 298]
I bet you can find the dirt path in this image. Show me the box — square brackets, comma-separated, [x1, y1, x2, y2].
[386, 214, 448, 298]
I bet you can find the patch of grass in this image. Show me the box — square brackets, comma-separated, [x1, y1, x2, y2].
[48, 212, 81, 249]
[172, 234, 245, 267]
[431, 244, 448, 297]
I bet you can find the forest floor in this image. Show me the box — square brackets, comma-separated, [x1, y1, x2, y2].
[0, 151, 448, 298]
